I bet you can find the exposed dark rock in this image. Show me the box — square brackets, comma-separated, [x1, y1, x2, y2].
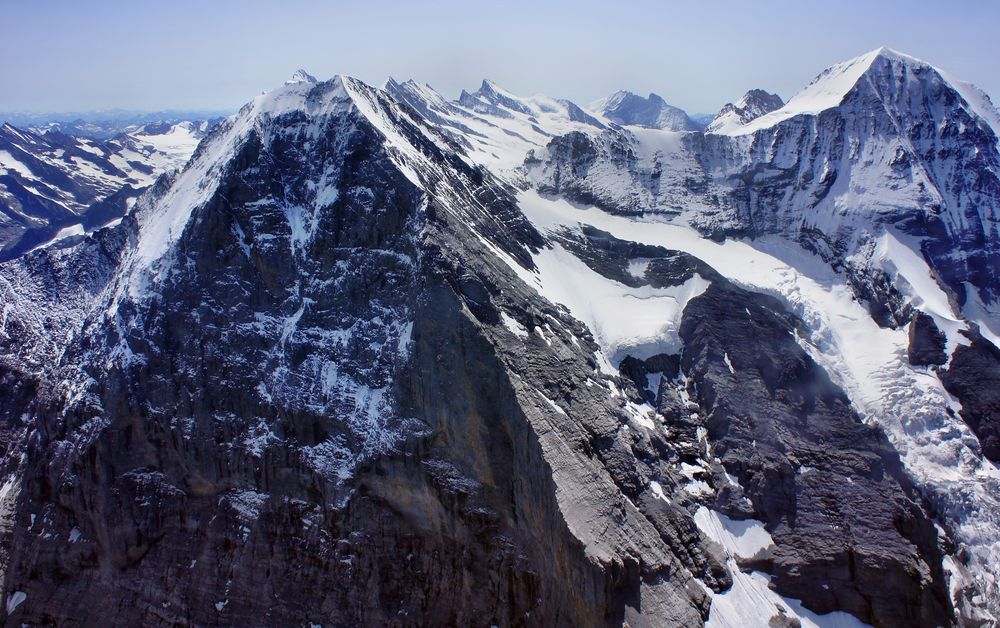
[940, 329, 1000, 462]
[679, 280, 952, 626]
[908, 311, 948, 366]
[0, 78, 717, 626]
[551, 226, 954, 626]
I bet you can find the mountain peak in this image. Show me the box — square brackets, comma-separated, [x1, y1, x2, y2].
[286, 69, 318, 85]
[706, 89, 784, 134]
[723, 47, 940, 135]
[870, 46, 924, 64]
[593, 90, 698, 131]
[457, 79, 533, 116]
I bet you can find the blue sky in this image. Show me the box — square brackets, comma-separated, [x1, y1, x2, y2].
[2, 0, 998, 114]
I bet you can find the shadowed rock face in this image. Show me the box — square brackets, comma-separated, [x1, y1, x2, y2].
[941, 329, 1000, 463]
[908, 311, 948, 366]
[679, 281, 951, 626]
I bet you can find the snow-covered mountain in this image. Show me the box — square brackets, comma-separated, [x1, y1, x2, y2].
[0, 119, 215, 258]
[705, 89, 784, 134]
[0, 109, 228, 140]
[591, 90, 702, 131]
[1, 49, 999, 626]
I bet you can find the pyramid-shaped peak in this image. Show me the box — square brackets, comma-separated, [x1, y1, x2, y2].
[869, 46, 925, 64]
[476, 79, 519, 98]
[706, 89, 785, 134]
[286, 69, 318, 85]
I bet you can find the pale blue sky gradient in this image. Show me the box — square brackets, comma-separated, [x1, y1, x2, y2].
[2, 0, 997, 114]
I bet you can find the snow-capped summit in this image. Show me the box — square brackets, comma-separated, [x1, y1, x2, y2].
[720, 47, 999, 139]
[285, 69, 318, 85]
[457, 79, 535, 117]
[590, 90, 699, 131]
[705, 89, 784, 134]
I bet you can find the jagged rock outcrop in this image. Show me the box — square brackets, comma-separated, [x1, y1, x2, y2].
[908, 311, 948, 366]
[940, 329, 1000, 462]
[705, 89, 784, 134]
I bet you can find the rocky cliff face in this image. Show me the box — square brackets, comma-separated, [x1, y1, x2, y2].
[705, 89, 784, 134]
[529, 50, 1000, 309]
[2, 49, 1000, 626]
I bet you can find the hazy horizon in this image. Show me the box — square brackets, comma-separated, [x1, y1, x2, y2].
[2, 0, 999, 116]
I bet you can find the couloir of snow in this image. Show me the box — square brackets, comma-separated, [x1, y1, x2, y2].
[695, 507, 869, 628]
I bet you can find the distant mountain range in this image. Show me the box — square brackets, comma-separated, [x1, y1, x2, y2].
[0, 109, 230, 139]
